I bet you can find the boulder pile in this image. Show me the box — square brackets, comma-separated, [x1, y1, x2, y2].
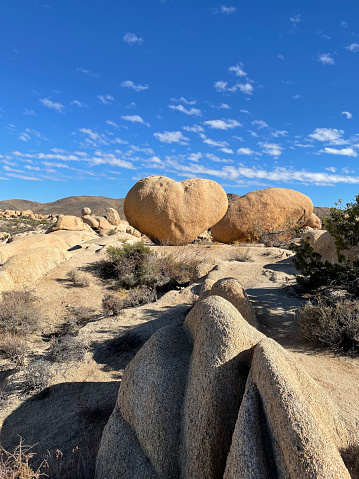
[96, 284, 351, 478]
[124, 176, 228, 245]
[211, 187, 314, 243]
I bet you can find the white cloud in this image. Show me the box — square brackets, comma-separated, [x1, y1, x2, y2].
[39, 98, 64, 113]
[19, 132, 31, 142]
[309, 128, 347, 145]
[219, 148, 234, 154]
[98, 94, 115, 105]
[318, 53, 335, 65]
[121, 114, 150, 126]
[220, 6, 237, 14]
[70, 100, 87, 108]
[237, 147, 255, 155]
[290, 14, 301, 23]
[170, 97, 196, 105]
[326, 167, 337, 173]
[182, 124, 204, 133]
[23, 108, 36, 115]
[121, 80, 149, 92]
[345, 43, 359, 52]
[123, 32, 143, 45]
[200, 133, 229, 148]
[154, 131, 189, 144]
[292, 94, 303, 99]
[169, 104, 202, 116]
[76, 67, 99, 77]
[321, 147, 357, 157]
[278, 54, 285, 60]
[106, 120, 119, 128]
[240, 109, 250, 114]
[251, 120, 268, 129]
[214, 81, 237, 93]
[271, 130, 288, 137]
[237, 83, 254, 94]
[188, 152, 202, 162]
[229, 63, 247, 77]
[342, 111, 353, 119]
[6, 173, 42, 181]
[204, 119, 241, 130]
[259, 142, 283, 158]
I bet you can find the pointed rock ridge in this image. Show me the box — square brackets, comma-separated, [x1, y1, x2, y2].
[96, 297, 351, 479]
[124, 176, 228, 245]
[208, 277, 259, 329]
[181, 296, 264, 478]
[96, 325, 193, 478]
[211, 187, 314, 243]
[224, 338, 350, 479]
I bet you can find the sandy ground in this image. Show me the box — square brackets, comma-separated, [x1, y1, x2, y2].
[0, 238, 358, 473]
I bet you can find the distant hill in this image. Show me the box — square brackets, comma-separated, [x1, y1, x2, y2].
[0, 196, 125, 218]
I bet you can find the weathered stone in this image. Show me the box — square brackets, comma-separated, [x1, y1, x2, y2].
[105, 208, 121, 226]
[303, 212, 321, 229]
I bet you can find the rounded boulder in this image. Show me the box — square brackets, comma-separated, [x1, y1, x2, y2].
[211, 187, 313, 243]
[124, 176, 228, 245]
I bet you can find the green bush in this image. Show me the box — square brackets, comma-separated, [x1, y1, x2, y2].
[290, 196, 359, 294]
[299, 299, 359, 353]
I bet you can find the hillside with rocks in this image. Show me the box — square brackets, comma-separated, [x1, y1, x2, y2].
[0, 178, 357, 478]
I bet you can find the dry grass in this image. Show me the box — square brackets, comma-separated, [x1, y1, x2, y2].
[48, 335, 87, 363]
[0, 438, 47, 478]
[0, 332, 28, 365]
[0, 291, 43, 335]
[299, 299, 359, 353]
[66, 269, 90, 288]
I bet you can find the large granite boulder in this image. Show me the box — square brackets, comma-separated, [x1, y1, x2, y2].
[124, 176, 228, 245]
[211, 187, 313, 243]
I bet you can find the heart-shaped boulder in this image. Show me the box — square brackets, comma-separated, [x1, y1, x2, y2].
[124, 176, 228, 245]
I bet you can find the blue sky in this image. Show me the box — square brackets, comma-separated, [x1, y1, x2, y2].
[1, 0, 359, 206]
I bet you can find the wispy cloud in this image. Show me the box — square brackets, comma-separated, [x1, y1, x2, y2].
[121, 114, 150, 126]
[251, 120, 268, 129]
[106, 120, 119, 128]
[345, 43, 359, 52]
[271, 130, 288, 137]
[98, 94, 115, 105]
[214, 81, 254, 95]
[278, 54, 285, 60]
[342, 111, 353, 119]
[212, 5, 237, 14]
[169, 104, 202, 116]
[237, 147, 255, 155]
[237, 83, 254, 94]
[121, 80, 149, 92]
[309, 128, 347, 145]
[23, 108, 36, 115]
[259, 142, 283, 158]
[321, 147, 357, 157]
[39, 98, 64, 113]
[76, 67, 99, 77]
[154, 131, 189, 144]
[182, 124, 204, 133]
[170, 97, 196, 105]
[70, 100, 88, 108]
[228, 63, 247, 77]
[123, 32, 143, 45]
[200, 133, 229, 148]
[290, 14, 302, 23]
[318, 53, 335, 65]
[204, 119, 241, 130]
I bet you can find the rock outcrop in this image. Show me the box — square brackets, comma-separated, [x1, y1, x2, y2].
[48, 215, 85, 232]
[105, 207, 121, 226]
[302, 230, 338, 263]
[303, 212, 321, 229]
[124, 176, 228, 245]
[96, 294, 350, 478]
[211, 187, 314, 243]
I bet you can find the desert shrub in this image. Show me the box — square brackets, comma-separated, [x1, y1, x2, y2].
[291, 196, 359, 294]
[0, 333, 28, 364]
[0, 438, 46, 478]
[102, 286, 156, 315]
[108, 229, 117, 236]
[22, 361, 51, 394]
[66, 269, 90, 288]
[57, 306, 94, 336]
[254, 218, 302, 248]
[48, 335, 87, 363]
[0, 291, 42, 335]
[298, 299, 359, 353]
[231, 248, 253, 262]
[100, 242, 199, 291]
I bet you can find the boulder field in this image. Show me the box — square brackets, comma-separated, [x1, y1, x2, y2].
[124, 176, 228, 245]
[95, 281, 351, 479]
[211, 187, 314, 243]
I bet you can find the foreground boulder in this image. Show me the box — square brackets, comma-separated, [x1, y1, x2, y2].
[211, 188, 313, 243]
[48, 215, 85, 232]
[96, 295, 349, 478]
[124, 176, 228, 245]
[303, 212, 321, 229]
